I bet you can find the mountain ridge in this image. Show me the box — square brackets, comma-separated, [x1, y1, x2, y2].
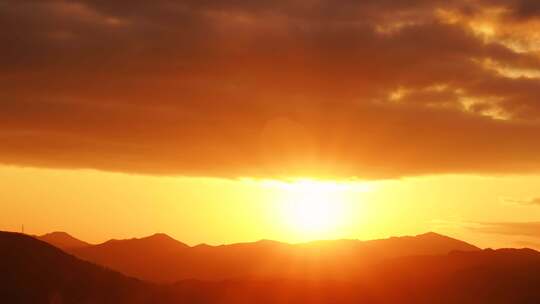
[60, 231, 480, 283]
[38, 230, 478, 250]
[4, 230, 540, 304]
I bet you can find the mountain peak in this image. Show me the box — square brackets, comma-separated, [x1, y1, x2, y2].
[37, 231, 90, 250]
[140, 233, 188, 246]
[412, 231, 480, 251]
[96, 233, 189, 250]
[144, 233, 175, 241]
[42, 231, 70, 237]
[415, 232, 448, 239]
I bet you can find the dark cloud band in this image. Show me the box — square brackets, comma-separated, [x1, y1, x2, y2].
[1, 0, 540, 178]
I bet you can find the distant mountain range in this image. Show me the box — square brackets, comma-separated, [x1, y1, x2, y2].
[4, 231, 540, 303]
[36, 231, 479, 283]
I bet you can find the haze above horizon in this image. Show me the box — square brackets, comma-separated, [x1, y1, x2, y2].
[2, 0, 540, 251]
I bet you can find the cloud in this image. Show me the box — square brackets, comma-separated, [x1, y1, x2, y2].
[468, 222, 540, 238]
[500, 197, 540, 206]
[1, 0, 540, 178]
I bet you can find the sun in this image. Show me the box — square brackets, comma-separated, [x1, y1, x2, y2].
[275, 180, 351, 240]
[256, 179, 371, 241]
[284, 193, 343, 234]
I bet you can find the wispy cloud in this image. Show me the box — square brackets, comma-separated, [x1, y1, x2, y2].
[499, 197, 540, 206]
[468, 221, 540, 238]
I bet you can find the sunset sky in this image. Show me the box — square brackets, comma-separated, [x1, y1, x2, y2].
[2, 0, 540, 249]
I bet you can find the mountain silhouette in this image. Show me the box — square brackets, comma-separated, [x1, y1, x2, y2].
[69, 232, 478, 283]
[86, 233, 189, 255]
[170, 248, 540, 304]
[366, 247, 540, 303]
[5, 230, 540, 304]
[36, 232, 90, 250]
[0, 231, 171, 303]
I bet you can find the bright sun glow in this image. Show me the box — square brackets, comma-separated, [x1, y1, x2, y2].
[283, 189, 345, 234]
[261, 180, 369, 241]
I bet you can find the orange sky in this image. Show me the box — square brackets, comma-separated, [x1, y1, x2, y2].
[2, 165, 540, 249]
[2, 0, 540, 248]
